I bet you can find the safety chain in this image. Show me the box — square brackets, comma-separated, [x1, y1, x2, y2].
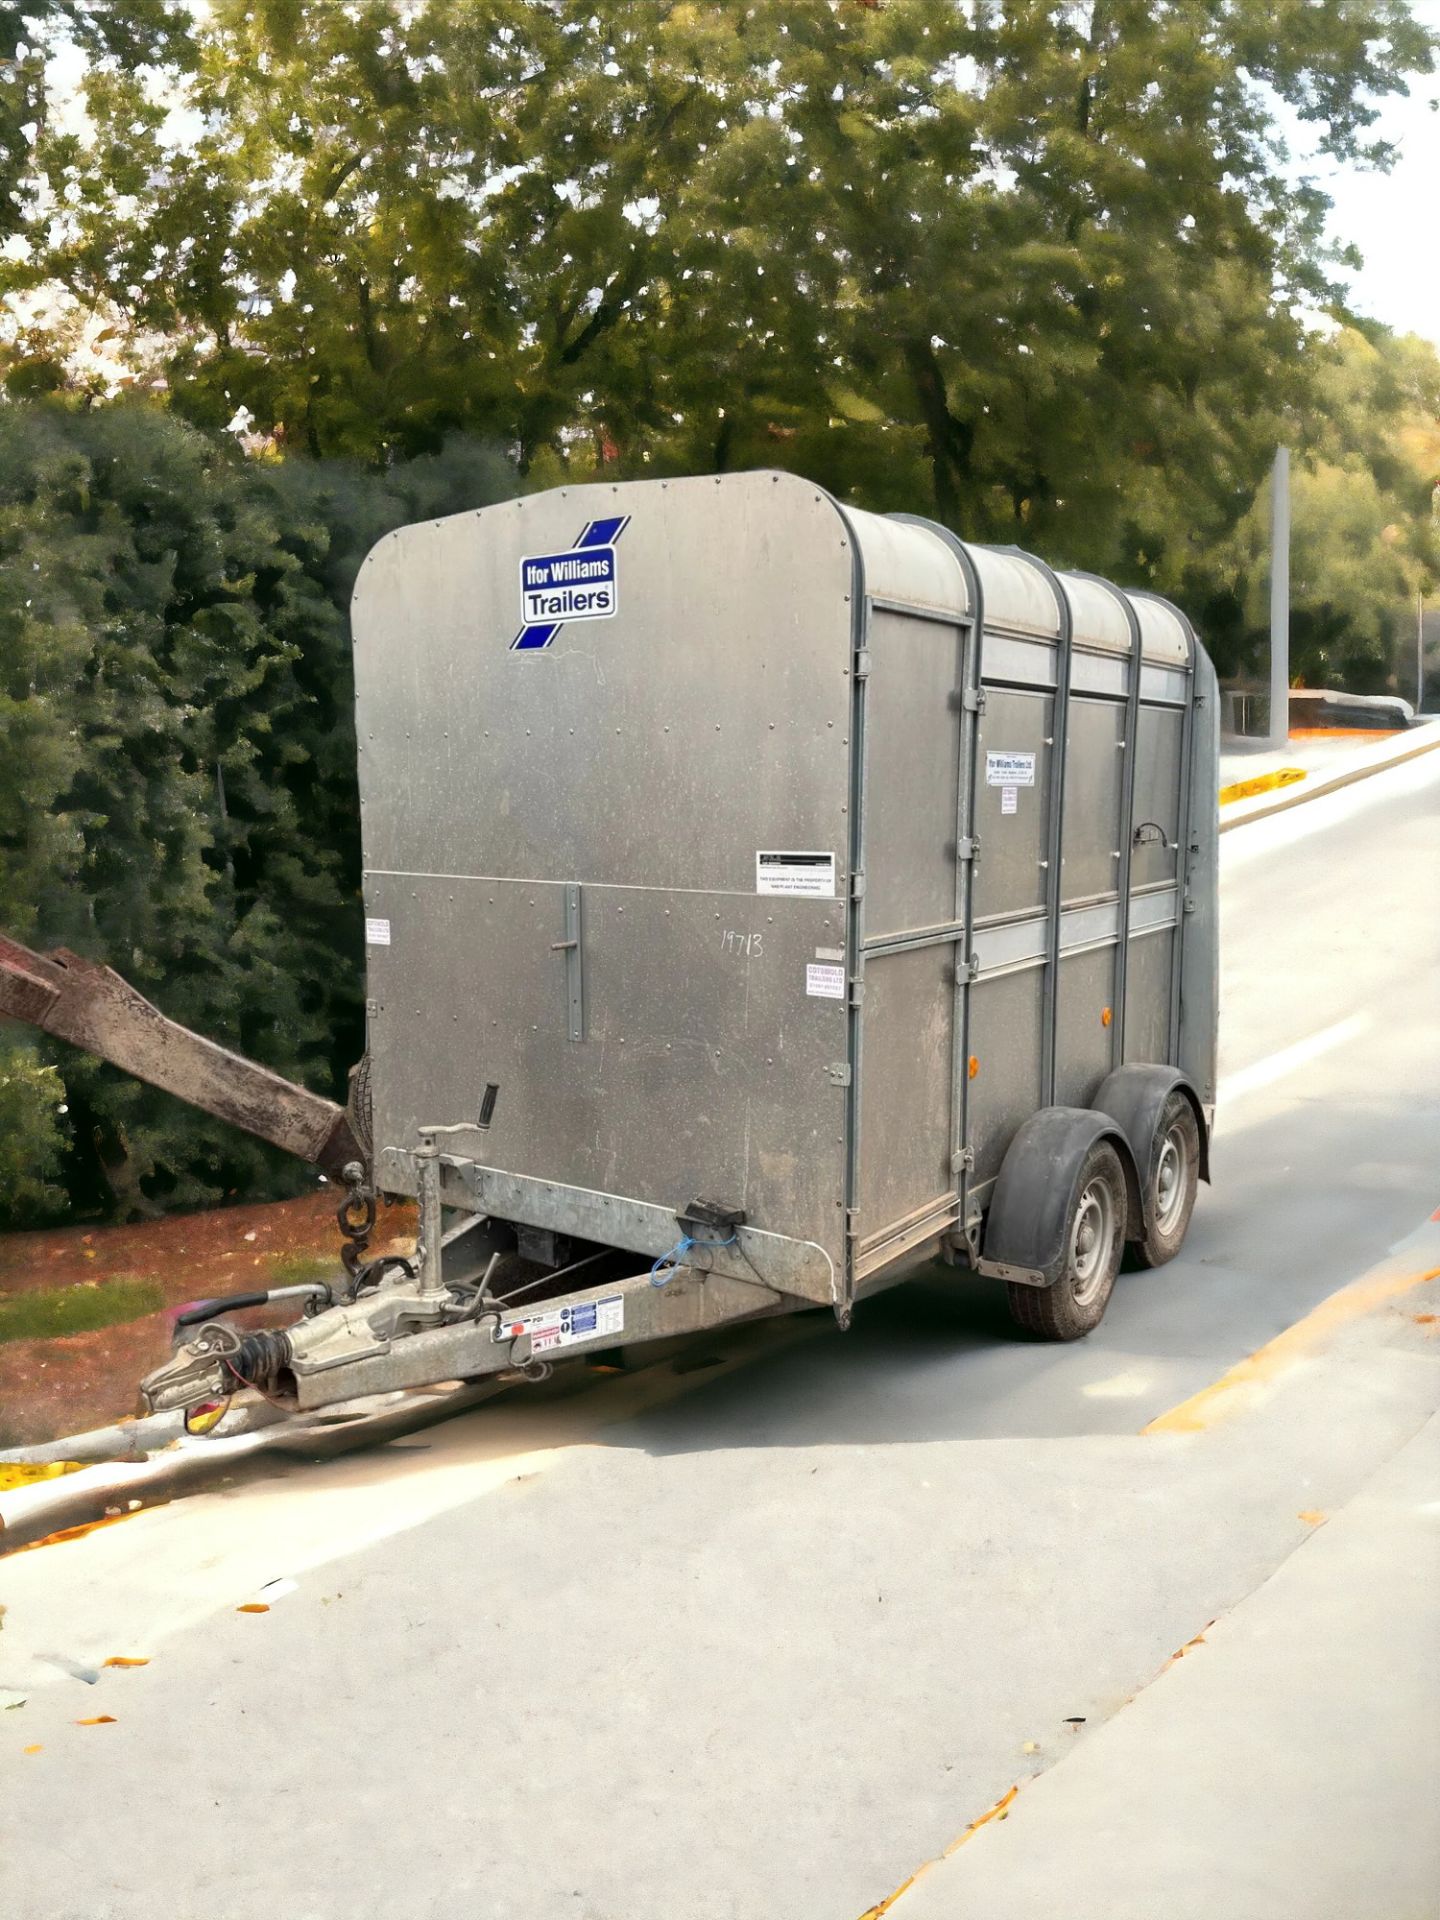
[337, 1158, 376, 1296]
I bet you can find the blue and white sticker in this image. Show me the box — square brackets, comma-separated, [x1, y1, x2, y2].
[521, 546, 616, 625]
[513, 514, 630, 650]
[492, 1293, 625, 1353]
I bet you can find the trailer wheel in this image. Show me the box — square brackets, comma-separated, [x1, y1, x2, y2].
[1006, 1141, 1126, 1341]
[1129, 1092, 1200, 1269]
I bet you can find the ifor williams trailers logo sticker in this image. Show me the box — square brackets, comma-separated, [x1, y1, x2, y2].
[513, 514, 630, 650]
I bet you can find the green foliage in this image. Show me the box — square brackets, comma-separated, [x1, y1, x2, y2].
[0, 1042, 67, 1222]
[14, 0, 1433, 559]
[0, 2, 192, 244]
[1193, 327, 1440, 690]
[0, 400, 513, 1225]
[0, 1271, 164, 1344]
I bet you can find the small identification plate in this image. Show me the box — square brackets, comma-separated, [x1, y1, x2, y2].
[757, 851, 836, 897]
[986, 751, 1036, 787]
[806, 963, 846, 1000]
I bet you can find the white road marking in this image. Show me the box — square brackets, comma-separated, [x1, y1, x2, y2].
[1218, 1012, 1372, 1107]
[1081, 1371, 1152, 1399]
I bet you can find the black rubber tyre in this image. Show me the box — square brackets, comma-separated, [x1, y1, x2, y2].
[1006, 1140, 1127, 1341]
[1129, 1092, 1200, 1270]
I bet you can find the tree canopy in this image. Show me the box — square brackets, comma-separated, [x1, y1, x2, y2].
[14, 3, 1434, 526]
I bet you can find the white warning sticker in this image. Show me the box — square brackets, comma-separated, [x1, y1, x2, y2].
[493, 1294, 624, 1352]
[806, 963, 846, 1000]
[1001, 785, 1018, 816]
[365, 917, 392, 947]
[757, 851, 836, 898]
[986, 751, 1036, 787]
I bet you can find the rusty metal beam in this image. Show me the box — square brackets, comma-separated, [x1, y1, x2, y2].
[0, 933, 363, 1177]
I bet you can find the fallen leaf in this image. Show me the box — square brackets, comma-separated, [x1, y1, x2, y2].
[103, 1657, 149, 1669]
[15, 1511, 141, 1555]
[23, 1744, 41, 1755]
[236, 1603, 270, 1614]
[1021, 1740, 1039, 1754]
[1298, 1509, 1327, 1526]
[75, 1715, 116, 1726]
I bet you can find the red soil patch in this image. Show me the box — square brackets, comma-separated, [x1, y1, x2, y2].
[0, 1191, 416, 1450]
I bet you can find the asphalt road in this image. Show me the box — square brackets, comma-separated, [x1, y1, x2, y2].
[4, 749, 1439, 1920]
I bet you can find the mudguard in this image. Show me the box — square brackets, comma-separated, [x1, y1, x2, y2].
[1092, 1064, 1210, 1238]
[979, 1106, 1142, 1289]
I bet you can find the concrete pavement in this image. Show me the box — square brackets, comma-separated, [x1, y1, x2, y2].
[891, 1372, 1440, 1920]
[2, 750, 1438, 1920]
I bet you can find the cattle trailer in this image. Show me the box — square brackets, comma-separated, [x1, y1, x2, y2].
[127, 470, 1217, 1416]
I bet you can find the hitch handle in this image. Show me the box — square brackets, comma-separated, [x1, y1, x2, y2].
[173, 1282, 331, 1331]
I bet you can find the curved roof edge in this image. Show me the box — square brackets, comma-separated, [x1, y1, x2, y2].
[858, 508, 1194, 668]
[840, 502, 972, 624]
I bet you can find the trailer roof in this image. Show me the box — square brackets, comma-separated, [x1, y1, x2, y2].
[842, 492, 1193, 668]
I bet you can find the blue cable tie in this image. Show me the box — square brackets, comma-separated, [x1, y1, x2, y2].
[649, 1229, 738, 1288]
[650, 1236, 694, 1287]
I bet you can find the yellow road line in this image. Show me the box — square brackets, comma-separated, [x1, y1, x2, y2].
[1219, 725, 1440, 830]
[1144, 1261, 1440, 1436]
[1218, 766, 1307, 805]
[857, 1786, 1020, 1918]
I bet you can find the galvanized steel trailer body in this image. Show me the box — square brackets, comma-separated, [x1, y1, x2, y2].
[277, 468, 1219, 1402]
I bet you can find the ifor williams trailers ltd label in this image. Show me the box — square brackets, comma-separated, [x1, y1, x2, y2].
[985, 751, 1036, 787]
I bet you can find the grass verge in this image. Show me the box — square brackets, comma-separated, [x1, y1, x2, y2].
[0, 1275, 164, 1345]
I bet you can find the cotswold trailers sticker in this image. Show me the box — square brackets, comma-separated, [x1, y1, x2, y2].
[756, 851, 836, 898]
[805, 963, 845, 1000]
[513, 515, 630, 650]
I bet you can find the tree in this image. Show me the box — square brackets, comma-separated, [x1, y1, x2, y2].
[1192, 325, 1440, 691]
[15, 0, 1434, 582]
[1, 3, 191, 243]
[0, 397, 513, 1223]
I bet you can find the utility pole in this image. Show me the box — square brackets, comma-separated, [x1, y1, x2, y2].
[1269, 446, 1290, 749]
[1419, 588, 1426, 716]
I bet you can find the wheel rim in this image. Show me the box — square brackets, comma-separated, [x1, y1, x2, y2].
[1154, 1126, 1188, 1236]
[1068, 1177, 1116, 1306]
